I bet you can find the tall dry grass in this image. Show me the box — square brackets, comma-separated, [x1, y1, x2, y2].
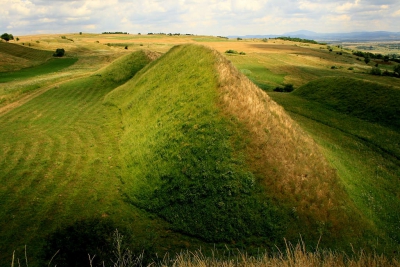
[161, 242, 400, 267]
[213, 49, 369, 242]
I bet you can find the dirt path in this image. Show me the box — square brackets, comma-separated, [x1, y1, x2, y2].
[0, 74, 89, 116]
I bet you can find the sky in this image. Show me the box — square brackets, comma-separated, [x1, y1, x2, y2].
[1, 0, 400, 36]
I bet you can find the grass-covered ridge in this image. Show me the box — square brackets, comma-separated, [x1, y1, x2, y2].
[0, 42, 53, 72]
[269, 81, 400, 252]
[0, 50, 155, 265]
[0, 58, 78, 83]
[293, 77, 400, 131]
[107, 44, 372, 249]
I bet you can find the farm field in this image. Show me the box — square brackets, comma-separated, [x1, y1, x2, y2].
[0, 33, 399, 266]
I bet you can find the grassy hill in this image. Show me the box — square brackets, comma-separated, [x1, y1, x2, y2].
[106, 44, 373, 250]
[0, 38, 399, 266]
[0, 50, 156, 266]
[269, 77, 400, 252]
[0, 42, 53, 72]
[292, 77, 400, 131]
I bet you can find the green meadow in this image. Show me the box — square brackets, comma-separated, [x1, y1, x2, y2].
[0, 58, 78, 83]
[0, 35, 399, 266]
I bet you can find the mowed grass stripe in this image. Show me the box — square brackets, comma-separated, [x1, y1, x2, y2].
[0, 51, 153, 264]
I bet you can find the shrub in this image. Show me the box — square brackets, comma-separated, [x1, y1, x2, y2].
[348, 67, 354, 70]
[53, 48, 65, 57]
[331, 66, 337, 69]
[239, 51, 246, 55]
[274, 84, 294, 92]
[225, 49, 238, 54]
[370, 67, 382, 76]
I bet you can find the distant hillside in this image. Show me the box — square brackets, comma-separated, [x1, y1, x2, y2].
[106, 44, 373, 249]
[293, 77, 400, 132]
[229, 31, 400, 41]
[0, 42, 53, 72]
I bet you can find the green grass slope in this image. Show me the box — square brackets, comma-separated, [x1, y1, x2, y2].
[269, 78, 400, 251]
[292, 77, 400, 131]
[0, 58, 78, 83]
[0, 42, 53, 72]
[0, 50, 154, 266]
[107, 44, 372, 250]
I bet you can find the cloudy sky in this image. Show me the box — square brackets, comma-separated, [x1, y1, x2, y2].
[1, 0, 400, 36]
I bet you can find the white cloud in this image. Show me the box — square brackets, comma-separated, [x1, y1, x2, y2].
[0, 0, 399, 35]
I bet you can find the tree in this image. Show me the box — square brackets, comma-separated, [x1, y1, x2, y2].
[364, 57, 370, 64]
[53, 48, 65, 57]
[1, 33, 14, 42]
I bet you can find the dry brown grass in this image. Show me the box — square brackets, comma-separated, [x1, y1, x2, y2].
[159, 243, 400, 267]
[213, 48, 367, 242]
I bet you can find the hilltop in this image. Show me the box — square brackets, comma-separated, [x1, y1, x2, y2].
[106, 44, 371, 249]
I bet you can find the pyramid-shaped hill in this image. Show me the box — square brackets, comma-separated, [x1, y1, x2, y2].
[105, 44, 373, 248]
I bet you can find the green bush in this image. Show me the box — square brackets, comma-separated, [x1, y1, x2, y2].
[53, 48, 65, 57]
[225, 49, 238, 54]
[274, 84, 294, 92]
[370, 67, 382, 76]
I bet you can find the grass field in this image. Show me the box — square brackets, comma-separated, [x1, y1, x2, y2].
[0, 34, 399, 266]
[268, 79, 400, 249]
[0, 58, 78, 83]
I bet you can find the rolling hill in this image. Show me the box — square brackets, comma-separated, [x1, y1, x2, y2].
[0, 40, 398, 266]
[106, 44, 372, 249]
[0, 42, 53, 72]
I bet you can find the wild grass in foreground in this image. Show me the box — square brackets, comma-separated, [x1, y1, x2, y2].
[11, 231, 400, 267]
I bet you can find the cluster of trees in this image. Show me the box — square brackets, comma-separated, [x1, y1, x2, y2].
[146, 33, 194, 36]
[102, 32, 128, 34]
[353, 50, 400, 63]
[371, 64, 400, 78]
[1, 33, 14, 42]
[217, 36, 229, 39]
[272, 37, 323, 45]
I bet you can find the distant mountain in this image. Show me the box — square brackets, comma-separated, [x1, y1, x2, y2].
[229, 31, 400, 42]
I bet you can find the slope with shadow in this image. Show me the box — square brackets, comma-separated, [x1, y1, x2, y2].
[292, 77, 400, 132]
[106, 44, 374, 250]
[0, 50, 157, 266]
[269, 77, 400, 248]
[0, 42, 53, 72]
